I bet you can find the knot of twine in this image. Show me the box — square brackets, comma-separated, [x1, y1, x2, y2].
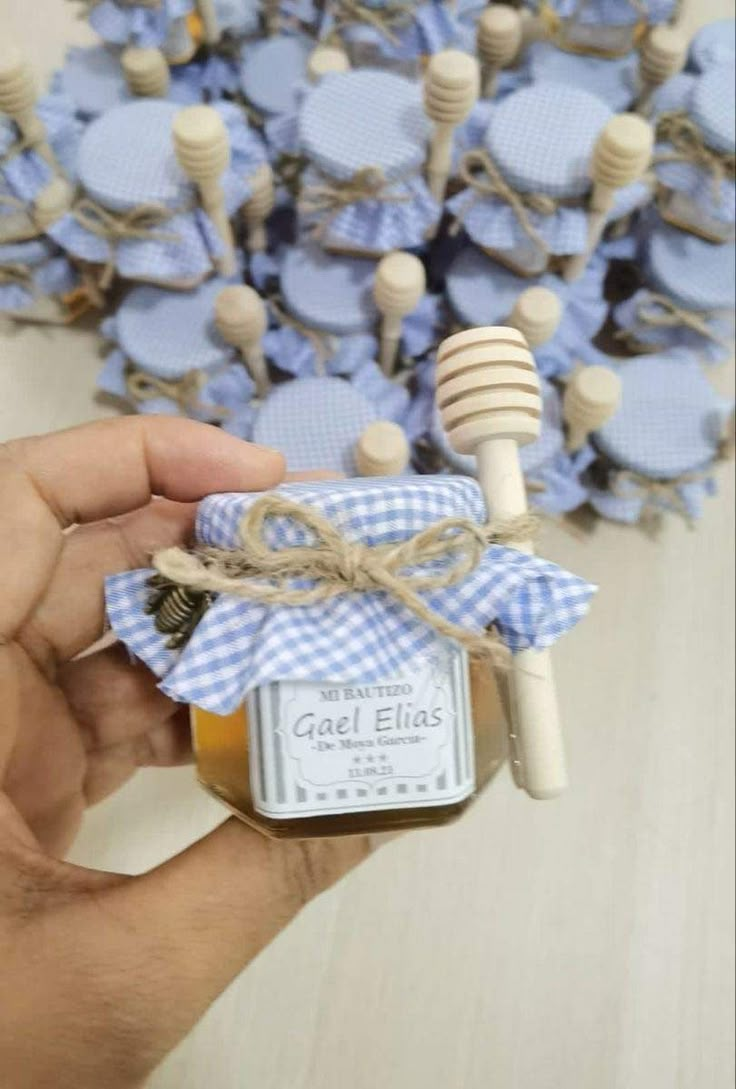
[72, 198, 182, 290]
[267, 294, 335, 374]
[125, 367, 229, 420]
[454, 150, 556, 259]
[329, 0, 413, 44]
[0, 132, 37, 166]
[655, 112, 736, 202]
[152, 495, 540, 659]
[299, 166, 412, 240]
[0, 263, 35, 291]
[614, 291, 728, 350]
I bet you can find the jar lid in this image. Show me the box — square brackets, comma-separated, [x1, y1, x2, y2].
[78, 100, 188, 212]
[485, 84, 612, 198]
[253, 376, 378, 474]
[446, 247, 563, 327]
[689, 19, 736, 73]
[281, 243, 378, 335]
[117, 277, 232, 378]
[239, 35, 311, 117]
[690, 65, 735, 154]
[59, 45, 129, 117]
[595, 353, 727, 479]
[647, 224, 736, 312]
[526, 42, 637, 112]
[299, 69, 429, 182]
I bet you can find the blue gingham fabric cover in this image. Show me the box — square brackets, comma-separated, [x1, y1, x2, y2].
[54, 45, 131, 118]
[534, 0, 676, 23]
[47, 100, 266, 285]
[0, 253, 78, 312]
[280, 242, 377, 334]
[297, 70, 440, 249]
[689, 19, 736, 73]
[239, 35, 312, 117]
[652, 69, 736, 226]
[89, 0, 194, 47]
[446, 247, 609, 378]
[105, 476, 596, 713]
[613, 290, 734, 364]
[214, 0, 262, 36]
[526, 41, 638, 112]
[320, 0, 462, 61]
[646, 224, 736, 311]
[0, 94, 82, 201]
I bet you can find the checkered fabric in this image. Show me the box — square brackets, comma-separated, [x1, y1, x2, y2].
[105, 476, 596, 713]
[613, 290, 733, 365]
[690, 65, 735, 155]
[89, 0, 193, 48]
[56, 45, 130, 119]
[116, 277, 236, 378]
[214, 0, 261, 36]
[331, 1, 462, 61]
[172, 55, 240, 102]
[689, 19, 736, 73]
[239, 35, 311, 117]
[253, 376, 378, 473]
[351, 359, 411, 423]
[280, 243, 378, 335]
[299, 70, 429, 182]
[0, 238, 54, 266]
[595, 351, 732, 480]
[0, 254, 77, 312]
[588, 475, 717, 525]
[526, 42, 638, 113]
[485, 85, 612, 199]
[539, 0, 675, 23]
[1, 94, 82, 202]
[647, 225, 736, 312]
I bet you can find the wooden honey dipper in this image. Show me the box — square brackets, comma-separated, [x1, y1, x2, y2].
[214, 285, 270, 398]
[436, 326, 567, 800]
[172, 105, 236, 277]
[374, 251, 426, 376]
[195, 0, 221, 45]
[477, 5, 523, 99]
[508, 286, 562, 349]
[564, 113, 653, 283]
[355, 421, 411, 477]
[0, 45, 60, 173]
[563, 366, 622, 453]
[306, 45, 350, 84]
[32, 177, 74, 230]
[243, 163, 275, 254]
[424, 49, 480, 203]
[636, 25, 688, 116]
[121, 47, 171, 98]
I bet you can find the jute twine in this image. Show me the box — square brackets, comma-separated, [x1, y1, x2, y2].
[152, 494, 541, 660]
[453, 149, 557, 260]
[614, 291, 729, 352]
[266, 294, 335, 374]
[72, 198, 183, 289]
[126, 367, 230, 419]
[0, 263, 35, 292]
[328, 0, 413, 45]
[655, 112, 736, 203]
[299, 166, 412, 241]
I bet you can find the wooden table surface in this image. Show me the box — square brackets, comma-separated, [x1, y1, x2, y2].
[1, 4, 734, 1087]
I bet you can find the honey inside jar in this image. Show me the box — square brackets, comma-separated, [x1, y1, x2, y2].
[191, 658, 509, 840]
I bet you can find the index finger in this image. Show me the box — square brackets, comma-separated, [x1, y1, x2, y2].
[3, 416, 285, 527]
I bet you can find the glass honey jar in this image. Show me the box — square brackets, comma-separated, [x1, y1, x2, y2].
[191, 648, 510, 839]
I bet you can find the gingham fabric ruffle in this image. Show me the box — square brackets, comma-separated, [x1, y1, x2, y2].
[299, 167, 440, 252]
[89, 0, 194, 47]
[0, 253, 78, 312]
[446, 188, 589, 257]
[526, 41, 638, 112]
[214, 0, 262, 36]
[613, 290, 734, 364]
[327, 0, 463, 61]
[588, 474, 718, 525]
[105, 476, 596, 714]
[0, 94, 83, 202]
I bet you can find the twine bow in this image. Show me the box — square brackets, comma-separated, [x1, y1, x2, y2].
[126, 367, 229, 420]
[655, 111, 736, 203]
[299, 166, 412, 240]
[329, 0, 413, 45]
[615, 291, 728, 351]
[454, 149, 556, 260]
[152, 495, 540, 659]
[72, 198, 182, 290]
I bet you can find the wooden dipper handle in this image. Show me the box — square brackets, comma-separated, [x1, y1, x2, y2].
[243, 162, 275, 254]
[172, 105, 236, 276]
[307, 46, 350, 84]
[122, 47, 171, 98]
[214, 285, 270, 397]
[424, 49, 480, 202]
[563, 365, 621, 452]
[33, 177, 74, 229]
[0, 44, 59, 171]
[509, 286, 562, 348]
[436, 326, 567, 800]
[374, 251, 426, 375]
[355, 421, 410, 476]
[477, 5, 523, 97]
[195, 0, 221, 45]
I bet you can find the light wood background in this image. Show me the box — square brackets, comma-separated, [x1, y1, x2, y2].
[1, 4, 734, 1087]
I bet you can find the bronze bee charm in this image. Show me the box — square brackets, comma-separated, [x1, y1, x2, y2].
[145, 574, 213, 650]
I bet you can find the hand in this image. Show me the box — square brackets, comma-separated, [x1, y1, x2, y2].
[0, 418, 369, 1089]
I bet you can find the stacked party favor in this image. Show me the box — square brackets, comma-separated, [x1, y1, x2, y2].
[0, 0, 733, 527]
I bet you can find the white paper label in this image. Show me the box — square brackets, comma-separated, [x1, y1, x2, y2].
[247, 644, 475, 819]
